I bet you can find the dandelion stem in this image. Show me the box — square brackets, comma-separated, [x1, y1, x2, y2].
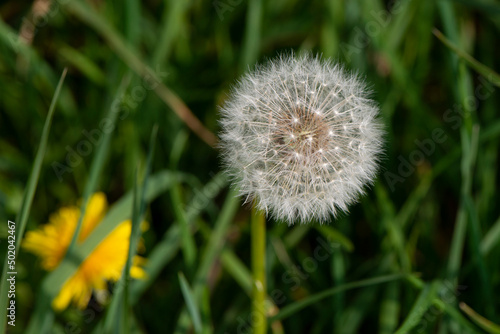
[251, 204, 267, 334]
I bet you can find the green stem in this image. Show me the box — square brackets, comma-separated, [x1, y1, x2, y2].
[251, 204, 267, 334]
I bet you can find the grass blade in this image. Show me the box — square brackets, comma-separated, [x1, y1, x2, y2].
[129, 173, 228, 304]
[220, 250, 253, 295]
[0, 68, 67, 333]
[314, 225, 354, 252]
[58, 45, 106, 85]
[394, 281, 439, 334]
[65, 73, 131, 259]
[170, 180, 196, 276]
[408, 276, 482, 334]
[433, 28, 500, 87]
[240, 0, 262, 70]
[175, 187, 240, 333]
[14, 68, 67, 251]
[193, 187, 241, 292]
[103, 126, 158, 333]
[27, 75, 134, 334]
[438, 1, 475, 293]
[460, 302, 500, 334]
[379, 281, 401, 334]
[439, 301, 483, 334]
[170, 131, 197, 275]
[480, 215, 500, 255]
[200, 287, 213, 334]
[270, 273, 405, 322]
[62, 0, 217, 146]
[178, 272, 203, 334]
[334, 285, 379, 334]
[151, 0, 190, 65]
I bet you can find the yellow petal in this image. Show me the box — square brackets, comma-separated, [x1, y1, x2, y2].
[52, 278, 75, 311]
[79, 192, 108, 241]
[25, 192, 148, 311]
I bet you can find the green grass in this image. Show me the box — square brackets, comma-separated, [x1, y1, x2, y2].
[1, 0, 500, 333]
[0, 67, 67, 332]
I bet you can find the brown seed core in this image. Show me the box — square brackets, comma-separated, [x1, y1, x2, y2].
[272, 107, 330, 163]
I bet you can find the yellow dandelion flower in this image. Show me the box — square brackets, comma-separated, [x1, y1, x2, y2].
[23, 192, 147, 311]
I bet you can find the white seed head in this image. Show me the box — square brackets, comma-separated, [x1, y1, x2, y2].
[218, 54, 383, 224]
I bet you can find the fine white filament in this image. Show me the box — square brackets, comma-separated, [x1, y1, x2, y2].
[219, 54, 383, 224]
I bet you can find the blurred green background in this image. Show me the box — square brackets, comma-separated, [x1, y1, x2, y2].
[1, 0, 500, 333]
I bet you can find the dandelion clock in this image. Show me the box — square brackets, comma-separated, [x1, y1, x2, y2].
[219, 53, 383, 225]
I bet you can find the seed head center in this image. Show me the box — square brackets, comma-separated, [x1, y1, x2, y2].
[273, 108, 330, 161]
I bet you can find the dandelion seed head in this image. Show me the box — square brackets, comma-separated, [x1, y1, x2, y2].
[218, 53, 383, 224]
